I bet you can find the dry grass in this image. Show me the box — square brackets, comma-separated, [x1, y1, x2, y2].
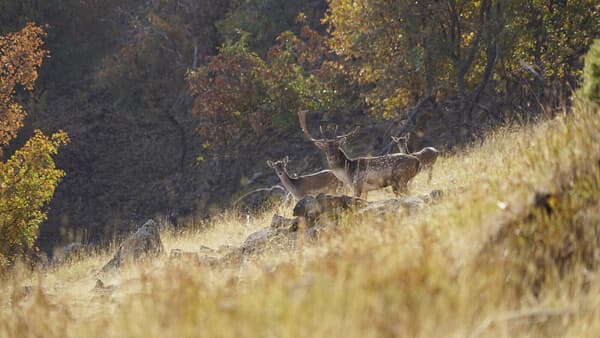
[1, 101, 600, 338]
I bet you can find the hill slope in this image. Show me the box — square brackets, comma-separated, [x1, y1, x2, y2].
[1, 101, 600, 337]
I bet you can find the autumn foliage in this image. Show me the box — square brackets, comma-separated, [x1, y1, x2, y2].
[0, 24, 47, 153]
[325, 0, 599, 118]
[188, 17, 357, 151]
[0, 24, 68, 266]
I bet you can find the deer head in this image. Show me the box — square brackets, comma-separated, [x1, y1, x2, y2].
[391, 134, 410, 153]
[266, 156, 290, 177]
[298, 110, 359, 162]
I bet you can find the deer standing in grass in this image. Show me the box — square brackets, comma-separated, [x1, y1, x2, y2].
[266, 156, 342, 201]
[391, 134, 440, 183]
[298, 111, 421, 199]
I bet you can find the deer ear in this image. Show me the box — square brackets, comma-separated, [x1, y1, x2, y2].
[314, 140, 326, 148]
[266, 160, 274, 168]
[338, 137, 347, 145]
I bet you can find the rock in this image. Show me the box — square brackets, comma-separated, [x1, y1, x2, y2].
[398, 196, 427, 214]
[358, 199, 404, 218]
[234, 185, 287, 213]
[240, 227, 288, 255]
[270, 214, 298, 231]
[293, 193, 367, 227]
[101, 219, 164, 271]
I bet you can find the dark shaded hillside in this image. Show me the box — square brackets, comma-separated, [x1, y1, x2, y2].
[23, 85, 348, 251]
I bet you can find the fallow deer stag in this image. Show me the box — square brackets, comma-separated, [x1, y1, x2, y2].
[392, 135, 440, 183]
[266, 156, 342, 201]
[298, 111, 421, 199]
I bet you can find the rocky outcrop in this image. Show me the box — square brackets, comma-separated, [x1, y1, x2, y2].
[293, 193, 368, 227]
[101, 219, 163, 271]
[169, 189, 447, 264]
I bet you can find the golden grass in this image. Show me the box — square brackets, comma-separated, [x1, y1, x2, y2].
[1, 101, 600, 338]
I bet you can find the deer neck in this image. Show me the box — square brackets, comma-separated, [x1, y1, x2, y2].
[276, 170, 301, 199]
[327, 148, 354, 185]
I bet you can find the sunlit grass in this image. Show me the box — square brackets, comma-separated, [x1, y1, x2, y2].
[1, 102, 599, 337]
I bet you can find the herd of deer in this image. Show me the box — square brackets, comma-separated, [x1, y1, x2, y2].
[266, 111, 440, 202]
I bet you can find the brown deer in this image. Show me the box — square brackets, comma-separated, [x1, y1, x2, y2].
[391, 134, 440, 183]
[266, 156, 342, 201]
[298, 111, 421, 199]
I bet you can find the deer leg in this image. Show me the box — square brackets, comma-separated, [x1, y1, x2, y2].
[427, 166, 433, 183]
[393, 180, 409, 197]
[392, 184, 399, 197]
[352, 172, 367, 199]
[281, 192, 294, 212]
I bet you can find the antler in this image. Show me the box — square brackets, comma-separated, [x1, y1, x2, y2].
[337, 126, 360, 139]
[319, 125, 327, 138]
[298, 110, 320, 141]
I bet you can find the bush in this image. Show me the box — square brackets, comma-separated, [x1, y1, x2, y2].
[0, 131, 69, 266]
[0, 24, 69, 266]
[582, 39, 600, 104]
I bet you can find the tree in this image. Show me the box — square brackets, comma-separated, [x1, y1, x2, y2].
[325, 0, 599, 119]
[0, 24, 68, 266]
[582, 39, 600, 104]
[187, 33, 271, 151]
[187, 17, 358, 153]
[216, 0, 326, 54]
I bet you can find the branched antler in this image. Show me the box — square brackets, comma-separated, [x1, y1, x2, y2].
[337, 126, 360, 139]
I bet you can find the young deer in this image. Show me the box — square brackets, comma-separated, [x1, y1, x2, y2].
[298, 111, 421, 199]
[266, 156, 342, 201]
[391, 135, 440, 183]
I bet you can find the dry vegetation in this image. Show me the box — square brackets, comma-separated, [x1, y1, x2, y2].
[1, 101, 600, 337]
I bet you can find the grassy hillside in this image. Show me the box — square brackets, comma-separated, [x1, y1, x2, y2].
[1, 100, 599, 337]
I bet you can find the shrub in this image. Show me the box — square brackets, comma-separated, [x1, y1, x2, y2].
[582, 39, 600, 104]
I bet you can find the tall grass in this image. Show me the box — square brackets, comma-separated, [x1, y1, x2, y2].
[1, 101, 599, 338]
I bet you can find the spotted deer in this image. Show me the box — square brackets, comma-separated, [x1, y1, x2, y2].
[391, 134, 440, 183]
[298, 111, 421, 199]
[266, 156, 343, 201]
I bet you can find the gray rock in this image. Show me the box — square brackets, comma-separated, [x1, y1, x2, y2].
[101, 219, 163, 271]
[240, 227, 289, 255]
[270, 214, 299, 231]
[293, 193, 367, 227]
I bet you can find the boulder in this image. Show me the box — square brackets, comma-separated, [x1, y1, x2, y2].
[234, 185, 287, 213]
[270, 214, 299, 231]
[240, 227, 290, 255]
[101, 219, 163, 271]
[293, 193, 367, 227]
